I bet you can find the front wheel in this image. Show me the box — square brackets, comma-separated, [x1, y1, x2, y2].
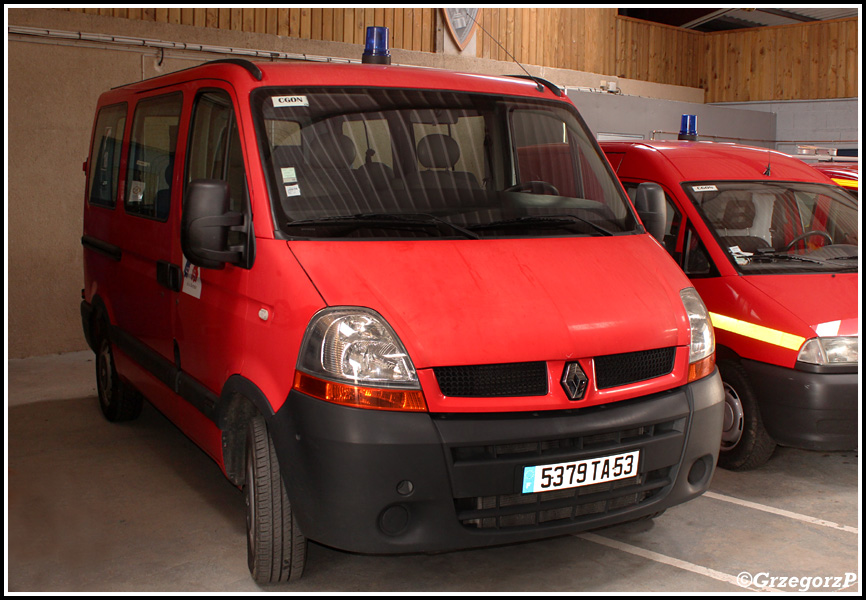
[716, 359, 776, 471]
[95, 322, 142, 422]
[245, 414, 307, 583]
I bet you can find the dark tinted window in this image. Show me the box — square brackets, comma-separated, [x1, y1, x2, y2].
[88, 103, 127, 207]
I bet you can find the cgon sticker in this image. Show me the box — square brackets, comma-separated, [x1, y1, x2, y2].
[272, 95, 309, 108]
[692, 185, 718, 193]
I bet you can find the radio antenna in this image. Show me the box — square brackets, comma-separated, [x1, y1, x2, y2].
[763, 149, 772, 176]
[468, 11, 547, 94]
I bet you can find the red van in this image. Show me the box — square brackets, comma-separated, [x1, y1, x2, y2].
[81, 56, 724, 582]
[809, 161, 859, 199]
[601, 140, 858, 471]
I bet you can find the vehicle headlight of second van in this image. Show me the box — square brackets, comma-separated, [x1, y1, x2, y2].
[798, 336, 859, 366]
[679, 287, 716, 381]
[295, 307, 427, 412]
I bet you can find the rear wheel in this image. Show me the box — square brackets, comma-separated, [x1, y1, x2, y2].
[94, 320, 142, 422]
[716, 359, 775, 471]
[245, 414, 307, 583]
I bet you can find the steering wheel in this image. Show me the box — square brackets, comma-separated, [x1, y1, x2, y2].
[505, 181, 560, 195]
[783, 230, 833, 251]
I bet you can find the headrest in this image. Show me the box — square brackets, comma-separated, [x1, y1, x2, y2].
[307, 134, 356, 169]
[416, 134, 460, 170]
[721, 198, 756, 230]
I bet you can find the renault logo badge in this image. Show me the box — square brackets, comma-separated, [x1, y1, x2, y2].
[561, 362, 588, 400]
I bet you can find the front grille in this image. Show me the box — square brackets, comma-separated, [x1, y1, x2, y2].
[450, 417, 684, 530]
[434, 361, 548, 397]
[434, 347, 675, 400]
[452, 423, 667, 463]
[456, 467, 672, 529]
[594, 347, 675, 390]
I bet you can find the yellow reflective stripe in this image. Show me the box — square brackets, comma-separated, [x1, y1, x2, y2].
[831, 177, 858, 189]
[709, 312, 806, 351]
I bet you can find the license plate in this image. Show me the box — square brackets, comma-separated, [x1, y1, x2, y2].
[521, 450, 640, 494]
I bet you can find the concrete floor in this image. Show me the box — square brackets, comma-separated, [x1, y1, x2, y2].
[6, 351, 861, 593]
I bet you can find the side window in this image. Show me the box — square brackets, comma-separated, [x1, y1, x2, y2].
[683, 223, 717, 277]
[125, 93, 182, 221]
[88, 103, 127, 207]
[186, 90, 249, 243]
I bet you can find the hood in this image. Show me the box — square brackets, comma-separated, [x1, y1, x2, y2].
[742, 274, 859, 337]
[289, 236, 691, 368]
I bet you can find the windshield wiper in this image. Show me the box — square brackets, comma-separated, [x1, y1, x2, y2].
[751, 250, 829, 265]
[468, 214, 615, 236]
[285, 213, 480, 240]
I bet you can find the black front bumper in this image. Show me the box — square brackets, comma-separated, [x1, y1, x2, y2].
[267, 371, 724, 554]
[742, 359, 858, 451]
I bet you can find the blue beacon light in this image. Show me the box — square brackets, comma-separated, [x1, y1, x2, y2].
[363, 26, 391, 65]
[678, 114, 698, 141]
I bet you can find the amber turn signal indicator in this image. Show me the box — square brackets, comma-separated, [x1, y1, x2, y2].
[293, 371, 427, 412]
[688, 353, 716, 383]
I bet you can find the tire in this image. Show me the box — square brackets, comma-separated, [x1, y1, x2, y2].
[95, 320, 142, 422]
[716, 359, 776, 471]
[245, 414, 307, 583]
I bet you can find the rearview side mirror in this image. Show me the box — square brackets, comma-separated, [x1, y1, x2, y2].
[634, 182, 667, 244]
[181, 179, 254, 270]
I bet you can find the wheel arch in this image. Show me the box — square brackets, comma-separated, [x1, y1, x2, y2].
[218, 375, 275, 486]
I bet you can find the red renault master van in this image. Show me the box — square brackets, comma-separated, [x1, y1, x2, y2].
[601, 140, 858, 471]
[81, 56, 724, 583]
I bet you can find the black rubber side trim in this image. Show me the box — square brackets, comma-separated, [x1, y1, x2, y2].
[111, 325, 219, 424]
[82, 235, 122, 262]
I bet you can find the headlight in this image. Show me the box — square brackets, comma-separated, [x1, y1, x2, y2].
[680, 288, 716, 381]
[295, 308, 426, 411]
[798, 337, 858, 366]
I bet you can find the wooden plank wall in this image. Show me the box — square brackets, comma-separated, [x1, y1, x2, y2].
[475, 8, 617, 78]
[63, 8, 857, 102]
[703, 18, 858, 102]
[615, 17, 705, 90]
[66, 7, 436, 53]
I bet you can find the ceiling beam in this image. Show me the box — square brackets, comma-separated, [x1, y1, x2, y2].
[680, 8, 740, 30]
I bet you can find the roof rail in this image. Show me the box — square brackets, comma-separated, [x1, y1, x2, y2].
[204, 59, 263, 81]
[506, 74, 563, 97]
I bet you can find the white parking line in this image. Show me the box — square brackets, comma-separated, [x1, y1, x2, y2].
[703, 491, 859, 534]
[577, 532, 780, 592]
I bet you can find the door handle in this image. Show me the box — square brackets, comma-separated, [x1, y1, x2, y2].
[156, 261, 182, 292]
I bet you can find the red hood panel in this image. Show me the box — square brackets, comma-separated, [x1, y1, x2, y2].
[289, 236, 691, 368]
[743, 274, 859, 336]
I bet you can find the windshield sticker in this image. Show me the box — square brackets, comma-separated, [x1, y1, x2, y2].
[272, 95, 309, 108]
[281, 167, 298, 183]
[728, 245, 753, 265]
[285, 184, 301, 197]
[182, 255, 202, 299]
[128, 181, 145, 204]
[692, 185, 718, 193]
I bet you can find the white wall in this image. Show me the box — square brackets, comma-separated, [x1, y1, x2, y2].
[567, 90, 777, 148]
[713, 98, 860, 156]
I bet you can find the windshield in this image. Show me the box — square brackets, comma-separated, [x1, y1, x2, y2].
[684, 181, 858, 274]
[252, 87, 637, 239]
